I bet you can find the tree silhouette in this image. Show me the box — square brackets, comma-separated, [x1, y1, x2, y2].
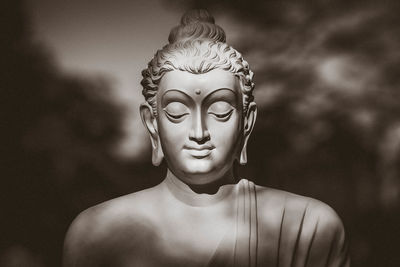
[0, 0, 151, 266]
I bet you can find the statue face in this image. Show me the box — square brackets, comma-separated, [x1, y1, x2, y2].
[156, 69, 244, 185]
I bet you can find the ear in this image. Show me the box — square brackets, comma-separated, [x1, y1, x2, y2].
[240, 102, 257, 165]
[140, 102, 164, 166]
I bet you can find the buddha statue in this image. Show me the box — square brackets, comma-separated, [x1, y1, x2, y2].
[63, 9, 350, 267]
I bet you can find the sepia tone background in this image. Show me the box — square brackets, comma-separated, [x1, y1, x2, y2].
[1, 0, 399, 266]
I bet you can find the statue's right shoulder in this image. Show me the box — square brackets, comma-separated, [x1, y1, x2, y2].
[62, 184, 164, 266]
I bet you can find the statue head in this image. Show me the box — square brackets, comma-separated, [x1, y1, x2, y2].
[140, 9, 257, 185]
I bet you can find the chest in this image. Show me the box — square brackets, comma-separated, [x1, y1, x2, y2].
[158, 203, 234, 261]
[100, 210, 234, 267]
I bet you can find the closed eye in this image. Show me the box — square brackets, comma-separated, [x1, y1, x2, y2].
[208, 101, 234, 120]
[163, 102, 190, 122]
[209, 109, 234, 119]
[164, 111, 188, 120]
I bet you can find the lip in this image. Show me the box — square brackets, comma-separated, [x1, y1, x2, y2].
[184, 145, 215, 158]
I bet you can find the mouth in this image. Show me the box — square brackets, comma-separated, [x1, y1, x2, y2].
[184, 145, 215, 159]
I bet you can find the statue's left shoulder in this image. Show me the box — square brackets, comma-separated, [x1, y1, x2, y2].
[254, 184, 344, 230]
[254, 184, 350, 267]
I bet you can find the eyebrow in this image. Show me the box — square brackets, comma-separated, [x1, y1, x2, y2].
[162, 89, 191, 98]
[202, 88, 238, 104]
[203, 88, 236, 98]
[161, 88, 238, 107]
[163, 88, 236, 98]
[161, 89, 193, 106]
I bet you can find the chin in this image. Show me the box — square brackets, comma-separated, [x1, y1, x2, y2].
[184, 160, 213, 173]
[181, 161, 231, 185]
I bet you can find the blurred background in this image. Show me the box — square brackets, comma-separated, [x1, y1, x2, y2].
[1, 0, 399, 266]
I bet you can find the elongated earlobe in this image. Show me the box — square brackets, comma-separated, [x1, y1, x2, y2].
[152, 136, 164, 166]
[240, 102, 257, 165]
[240, 145, 248, 165]
[140, 103, 164, 166]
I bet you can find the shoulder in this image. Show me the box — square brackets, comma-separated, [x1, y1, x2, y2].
[254, 184, 349, 266]
[63, 185, 163, 266]
[255, 184, 344, 231]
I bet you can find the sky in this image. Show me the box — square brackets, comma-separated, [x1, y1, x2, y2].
[27, 0, 185, 159]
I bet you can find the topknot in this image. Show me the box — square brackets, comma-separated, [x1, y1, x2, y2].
[180, 9, 215, 25]
[168, 9, 226, 44]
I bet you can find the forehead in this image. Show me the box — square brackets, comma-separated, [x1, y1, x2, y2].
[158, 69, 240, 97]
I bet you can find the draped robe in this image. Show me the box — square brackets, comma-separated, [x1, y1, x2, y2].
[207, 179, 349, 267]
[64, 177, 350, 267]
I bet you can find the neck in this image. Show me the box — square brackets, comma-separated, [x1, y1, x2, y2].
[168, 169, 236, 194]
[164, 169, 236, 206]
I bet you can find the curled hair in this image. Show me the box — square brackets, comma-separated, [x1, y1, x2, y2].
[141, 9, 255, 116]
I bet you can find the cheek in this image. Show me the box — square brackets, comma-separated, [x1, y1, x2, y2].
[207, 115, 242, 149]
[158, 119, 188, 148]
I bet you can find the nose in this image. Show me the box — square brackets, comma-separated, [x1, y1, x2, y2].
[189, 111, 210, 143]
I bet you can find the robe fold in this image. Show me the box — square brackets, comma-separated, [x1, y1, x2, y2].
[208, 179, 258, 267]
[207, 179, 349, 267]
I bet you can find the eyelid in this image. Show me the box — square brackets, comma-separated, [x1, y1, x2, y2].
[208, 108, 234, 119]
[163, 108, 189, 119]
[208, 101, 234, 113]
[163, 102, 190, 122]
[163, 101, 189, 114]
